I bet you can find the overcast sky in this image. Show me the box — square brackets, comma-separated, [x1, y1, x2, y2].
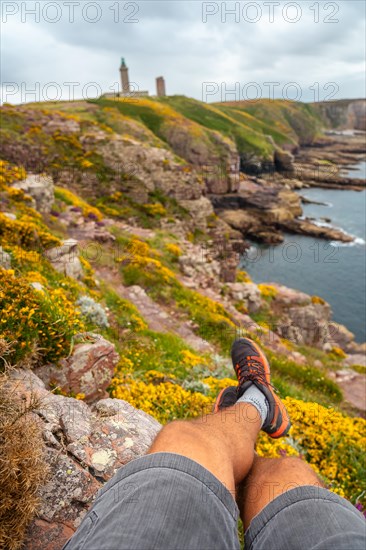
[1, 0, 365, 104]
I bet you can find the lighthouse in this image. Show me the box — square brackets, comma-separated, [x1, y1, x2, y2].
[120, 57, 130, 94]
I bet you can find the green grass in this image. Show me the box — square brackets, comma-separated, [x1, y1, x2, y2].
[351, 364, 366, 375]
[94, 98, 166, 137]
[296, 344, 343, 371]
[158, 95, 274, 158]
[101, 286, 212, 380]
[230, 100, 322, 145]
[268, 350, 343, 405]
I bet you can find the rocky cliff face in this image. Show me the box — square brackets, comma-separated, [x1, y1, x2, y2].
[8, 369, 161, 550]
[314, 99, 366, 131]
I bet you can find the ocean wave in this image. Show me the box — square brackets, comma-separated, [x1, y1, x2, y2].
[331, 236, 366, 247]
[312, 220, 335, 229]
[311, 220, 365, 246]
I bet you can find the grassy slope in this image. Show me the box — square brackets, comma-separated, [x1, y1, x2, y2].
[219, 99, 323, 145]
[5, 96, 325, 167]
[156, 95, 274, 158]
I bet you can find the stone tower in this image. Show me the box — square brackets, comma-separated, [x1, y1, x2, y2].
[156, 76, 166, 97]
[120, 58, 130, 94]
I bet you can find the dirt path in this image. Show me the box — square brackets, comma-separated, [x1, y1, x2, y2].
[96, 266, 214, 354]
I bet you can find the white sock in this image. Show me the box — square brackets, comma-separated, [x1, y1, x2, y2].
[237, 384, 269, 427]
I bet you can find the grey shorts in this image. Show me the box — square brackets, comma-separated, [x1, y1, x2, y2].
[63, 452, 366, 550]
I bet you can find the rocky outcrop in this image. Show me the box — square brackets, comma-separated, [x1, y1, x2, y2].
[97, 134, 203, 202]
[202, 132, 241, 194]
[0, 246, 11, 269]
[274, 149, 295, 172]
[225, 282, 262, 313]
[45, 239, 83, 280]
[218, 208, 284, 244]
[328, 369, 366, 413]
[13, 174, 54, 214]
[328, 322, 355, 352]
[7, 369, 161, 550]
[267, 284, 311, 308]
[292, 133, 366, 190]
[179, 246, 220, 281]
[34, 334, 119, 403]
[178, 196, 214, 230]
[344, 354, 366, 368]
[211, 180, 303, 244]
[263, 283, 361, 351]
[279, 218, 353, 243]
[315, 99, 366, 131]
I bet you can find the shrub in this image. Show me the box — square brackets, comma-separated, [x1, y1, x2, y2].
[180, 349, 205, 367]
[165, 243, 182, 257]
[0, 269, 84, 366]
[311, 295, 326, 305]
[142, 203, 167, 217]
[0, 212, 60, 251]
[236, 270, 252, 283]
[110, 371, 211, 423]
[329, 346, 347, 360]
[54, 186, 103, 220]
[76, 296, 109, 328]
[0, 159, 26, 188]
[258, 283, 278, 300]
[0, 365, 49, 549]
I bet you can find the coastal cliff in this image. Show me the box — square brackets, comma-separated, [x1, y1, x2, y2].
[0, 97, 365, 548]
[314, 99, 366, 131]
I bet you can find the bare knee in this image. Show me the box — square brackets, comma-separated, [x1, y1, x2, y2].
[239, 456, 324, 529]
[148, 420, 196, 453]
[273, 456, 323, 486]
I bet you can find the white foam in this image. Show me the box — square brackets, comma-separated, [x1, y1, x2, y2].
[310, 219, 366, 246]
[330, 236, 366, 247]
[312, 220, 336, 229]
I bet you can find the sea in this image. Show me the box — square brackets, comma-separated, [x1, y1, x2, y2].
[241, 161, 366, 343]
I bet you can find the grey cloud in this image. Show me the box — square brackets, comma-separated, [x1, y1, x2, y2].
[1, 0, 365, 103]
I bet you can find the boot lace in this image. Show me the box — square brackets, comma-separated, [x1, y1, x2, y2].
[236, 356, 274, 390]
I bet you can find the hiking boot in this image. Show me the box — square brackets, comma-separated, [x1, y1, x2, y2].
[231, 338, 291, 438]
[213, 386, 237, 413]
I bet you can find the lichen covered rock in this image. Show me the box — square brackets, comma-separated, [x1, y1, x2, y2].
[13, 174, 54, 214]
[34, 334, 119, 403]
[7, 369, 161, 550]
[45, 239, 83, 280]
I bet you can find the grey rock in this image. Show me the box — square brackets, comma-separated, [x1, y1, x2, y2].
[328, 322, 355, 352]
[34, 334, 119, 403]
[0, 246, 11, 269]
[344, 354, 366, 368]
[45, 239, 83, 280]
[274, 149, 295, 172]
[13, 174, 54, 214]
[7, 369, 161, 550]
[30, 282, 44, 292]
[3, 212, 16, 220]
[226, 282, 262, 313]
[177, 196, 214, 230]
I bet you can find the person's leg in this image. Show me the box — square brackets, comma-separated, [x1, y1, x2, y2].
[148, 402, 262, 495]
[239, 454, 366, 550]
[62, 338, 294, 550]
[63, 403, 261, 550]
[238, 455, 324, 530]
